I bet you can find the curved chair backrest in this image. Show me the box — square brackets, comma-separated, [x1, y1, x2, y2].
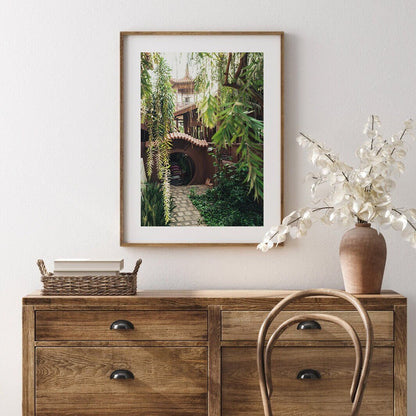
[257, 289, 374, 416]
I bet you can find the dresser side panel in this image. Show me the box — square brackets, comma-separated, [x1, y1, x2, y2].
[394, 304, 407, 416]
[22, 305, 35, 416]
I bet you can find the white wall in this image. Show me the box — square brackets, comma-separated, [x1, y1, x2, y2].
[0, 0, 415, 413]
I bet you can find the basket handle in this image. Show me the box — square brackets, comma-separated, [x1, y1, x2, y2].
[37, 259, 49, 276]
[132, 259, 143, 275]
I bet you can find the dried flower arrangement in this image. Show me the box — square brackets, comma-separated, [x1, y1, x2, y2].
[258, 116, 416, 251]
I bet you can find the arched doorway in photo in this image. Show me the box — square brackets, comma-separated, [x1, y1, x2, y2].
[169, 152, 195, 186]
[166, 132, 212, 186]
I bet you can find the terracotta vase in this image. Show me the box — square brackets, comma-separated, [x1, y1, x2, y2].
[339, 223, 387, 294]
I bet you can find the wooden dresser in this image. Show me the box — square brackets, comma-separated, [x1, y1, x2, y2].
[22, 290, 407, 416]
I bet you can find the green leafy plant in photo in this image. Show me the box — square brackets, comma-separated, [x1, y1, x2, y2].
[141, 54, 175, 224]
[192, 52, 264, 201]
[141, 182, 174, 226]
[189, 163, 263, 226]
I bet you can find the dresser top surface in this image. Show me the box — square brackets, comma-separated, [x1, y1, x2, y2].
[23, 289, 406, 309]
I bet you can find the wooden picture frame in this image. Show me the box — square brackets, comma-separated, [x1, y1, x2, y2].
[120, 31, 284, 246]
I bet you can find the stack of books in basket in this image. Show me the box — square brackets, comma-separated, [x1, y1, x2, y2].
[53, 259, 124, 276]
[38, 258, 140, 295]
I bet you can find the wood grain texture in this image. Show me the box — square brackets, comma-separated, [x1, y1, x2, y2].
[119, 30, 125, 246]
[36, 346, 208, 416]
[119, 31, 284, 247]
[36, 310, 207, 341]
[280, 32, 285, 222]
[120, 31, 284, 36]
[22, 305, 35, 416]
[35, 340, 208, 347]
[23, 291, 406, 415]
[255, 290, 375, 416]
[222, 347, 393, 416]
[222, 310, 393, 341]
[208, 306, 221, 416]
[221, 340, 395, 348]
[23, 290, 406, 311]
[394, 305, 407, 416]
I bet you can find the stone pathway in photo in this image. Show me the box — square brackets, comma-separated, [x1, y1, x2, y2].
[170, 185, 208, 226]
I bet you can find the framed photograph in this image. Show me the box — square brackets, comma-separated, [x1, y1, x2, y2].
[120, 31, 283, 246]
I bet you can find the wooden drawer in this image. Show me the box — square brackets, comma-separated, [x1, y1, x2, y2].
[222, 310, 393, 341]
[222, 347, 393, 416]
[36, 346, 208, 416]
[36, 310, 207, 341]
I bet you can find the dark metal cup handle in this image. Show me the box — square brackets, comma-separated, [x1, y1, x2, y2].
[110, 369, 134, 380]
[296, 320, 321, 330]
[110, 320, 134, 330]
[297, 369, 321, 380]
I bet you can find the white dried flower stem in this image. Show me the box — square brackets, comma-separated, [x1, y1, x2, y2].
[259, 116, 416, 252]
[392, 208, 416, 232]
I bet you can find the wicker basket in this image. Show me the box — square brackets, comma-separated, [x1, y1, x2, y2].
[37, 259, 142, 296]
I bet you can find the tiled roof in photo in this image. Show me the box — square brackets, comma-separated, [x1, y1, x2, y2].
[167, 132, 208, 148]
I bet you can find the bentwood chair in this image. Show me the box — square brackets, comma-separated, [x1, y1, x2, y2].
[257, 289, 374, 416]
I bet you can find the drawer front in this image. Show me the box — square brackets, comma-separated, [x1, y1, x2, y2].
[222, 347, 393, 416]
[36, 310, 208, 341]
[36, 346, 207, 416]
[222, 310, 393, 341]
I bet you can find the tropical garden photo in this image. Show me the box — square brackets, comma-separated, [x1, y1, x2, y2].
[140, 51, 264, 227]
